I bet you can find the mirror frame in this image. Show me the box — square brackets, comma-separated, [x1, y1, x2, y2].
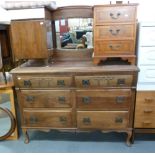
[50, 6, 93, 51]
[0, 107, 16, 140]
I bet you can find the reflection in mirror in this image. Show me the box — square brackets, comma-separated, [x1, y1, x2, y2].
[0, 108, 12, 137]
[55, 18, 93, 50]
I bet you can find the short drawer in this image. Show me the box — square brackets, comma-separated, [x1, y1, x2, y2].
[23, 110, 73, 128]
[95, 25, 135, 40]
[77, 111, 129, 129]
[18, 90, 72, 108]
[138, 66, 155, 83]
[138, 47, 155, 65]
[75, 75, 133, 88]
[15, 76, 73, 88]
[94, 40, 134, 55]
[76, 89, 133, 110]
[135, 91, 155, 128]
[94, 5, 137, 24]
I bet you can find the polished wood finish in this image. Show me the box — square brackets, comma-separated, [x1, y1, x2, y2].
[10, 20, 52, 59]
[11, 53, 138, 145]
[93, 4, 138, 65]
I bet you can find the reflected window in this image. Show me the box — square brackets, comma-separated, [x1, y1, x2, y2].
[55, 18, 93, 49]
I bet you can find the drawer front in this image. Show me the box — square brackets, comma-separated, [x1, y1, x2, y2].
[76, 89, 132, 110]
[77, 111, 129, 129]
[18, 90, 72, 108]
[16, 76, 73, 88]
[94, 6, 137, 24]
[95, 25, 135, 40]
[23, 110, 73, 127]
[135, 91, 155, 128]
[138, 47, 155, 65]
[94, 40, 134, 55]
[75, 75, 133, 88]
[138, 66, 155, 83]
[140, 26, 155, 46]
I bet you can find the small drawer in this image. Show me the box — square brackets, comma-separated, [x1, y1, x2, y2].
[94, 40, 134, 55]
[76, 89, 132, 110]
[138, 66, 155, 83]
[77, 111, 129, 129]
[95, 25, 135, 40]
[18, 90, 72, 108]
[140, 26, 155, 46]
[138, 47, 155, 65]
[23, 110, 73, 128]
[75, 75, 133, 88]
[94, 5, 137, 24]
[15, 76, 73, 88]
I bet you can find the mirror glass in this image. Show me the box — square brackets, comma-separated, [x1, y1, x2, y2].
[0, 108, 12, 137]
[55, 18, 93, 50]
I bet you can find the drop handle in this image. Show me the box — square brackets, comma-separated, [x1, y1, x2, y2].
[144, 109, 153, 113]
[82, 79, 90, 87]
[23, 80, 31, 87]
[115, 117, 123, 123]
[109, 44, 121, 50]
[116, 96, 125, 104]
[109, 29, 120, 35]
[143, 121, 152, 125]
[57, 80, 65, 87]
[58, 96, 66, 104]
[59, 116, 67, 124]
[29, 116, 38, 124]
[117, 79, 125, 86]
[83, 117, 91, 125]
[144, 98, 154, 103]
[110, 12, 121, 19]
[82, 96, 91, 104]
[26, 96, 35, 102]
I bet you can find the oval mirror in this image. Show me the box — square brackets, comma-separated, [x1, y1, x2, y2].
[0, 107, 15, 140]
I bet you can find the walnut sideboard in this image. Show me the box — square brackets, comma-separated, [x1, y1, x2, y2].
[10, 53, 138, 146]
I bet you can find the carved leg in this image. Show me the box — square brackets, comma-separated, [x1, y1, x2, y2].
[128, 58, 136, 65]
[126, 131, 132, 146]
[131, 130, 135, 144]
[23, 129, 29, 144]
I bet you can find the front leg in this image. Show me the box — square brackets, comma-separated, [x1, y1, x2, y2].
[23, 129, 29, 144]
[126, 131, 132, 146]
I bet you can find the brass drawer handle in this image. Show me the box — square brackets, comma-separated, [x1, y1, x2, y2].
[30, 116, 38, 124]
[58, 96, 66, 104]
[82, 97, 91, 104]
[144, 110, 153, 113]
[115, 117, 123, 123]
[83, 117, 91, 125]
[117, 79, 125, 86]
[110, 12, 121, 19]
[109, 29, 120, 36]
[59, 116, 67, 124]
[82, 79, 90, 87]
[26, 96, 35, 102]
[143, 121, 152, 125]
[145, 98, 154, 103]
[109, 44, 121, 50]
[57, 80, 65, 87]
[116, 96, 125, 104]
[23, 80, 31, 87]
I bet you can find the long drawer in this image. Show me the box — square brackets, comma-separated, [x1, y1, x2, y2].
[75, 75, 133, 88]
[76, 89, 132, 110]
[77, 111, 129, 129]
[94, 5, 137, 24]
[23, 110, 73, 128]
[15, 75, 73, 88]
[94, 40, 134, 55]
[18, 90, 72, 108]
[95, 25, 135, 40]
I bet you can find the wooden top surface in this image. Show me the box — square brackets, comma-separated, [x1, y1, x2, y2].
[10, 60, 139, 74]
